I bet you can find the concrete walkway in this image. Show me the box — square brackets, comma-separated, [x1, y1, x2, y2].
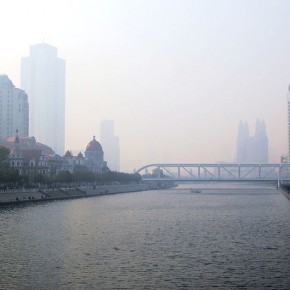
[0, 184, 152, 205]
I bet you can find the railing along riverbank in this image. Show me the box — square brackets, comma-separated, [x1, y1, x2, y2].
[0, 183, 159, 205]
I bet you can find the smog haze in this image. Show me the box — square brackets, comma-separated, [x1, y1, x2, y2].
[1, 0, 289, 171]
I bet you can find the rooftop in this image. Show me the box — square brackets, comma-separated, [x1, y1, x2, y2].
[0, 75, 15, 87]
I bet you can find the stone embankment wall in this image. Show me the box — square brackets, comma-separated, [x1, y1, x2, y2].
[0, 183, 152, 205]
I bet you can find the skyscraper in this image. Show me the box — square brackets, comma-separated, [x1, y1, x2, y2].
[254, 119, 268, 163]
[237, 121, 250, 163]
[0, 75, 29, 140]
[236, 120, 268, 163]
[21, 43, 65, 155]
[100, 120, 120, 171]
[288, 85, 290, 159]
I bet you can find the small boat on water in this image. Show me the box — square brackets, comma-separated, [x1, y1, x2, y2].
[190, 189, 202, 193]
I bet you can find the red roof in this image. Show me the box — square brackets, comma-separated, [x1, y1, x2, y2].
[22, 150, 42, 160]
[86, 136, 102, 152]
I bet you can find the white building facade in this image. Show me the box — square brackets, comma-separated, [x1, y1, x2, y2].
[0, 75, 29, 141]
[21, 43, 65, 155]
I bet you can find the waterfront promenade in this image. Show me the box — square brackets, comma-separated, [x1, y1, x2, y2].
[0, 183, 152, 204]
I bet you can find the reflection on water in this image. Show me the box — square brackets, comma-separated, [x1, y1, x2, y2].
[0, 184, 289, 289]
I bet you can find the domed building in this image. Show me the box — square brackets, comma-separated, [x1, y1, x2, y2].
[4, 132, 107, 176]
[85, 136, 107, 173]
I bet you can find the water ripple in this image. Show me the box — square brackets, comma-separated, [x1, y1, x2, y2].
[0, 188, 289, 289]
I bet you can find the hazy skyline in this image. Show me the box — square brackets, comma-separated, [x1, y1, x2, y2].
[1, 0, 289, 171]
[21, 43, 65, 155]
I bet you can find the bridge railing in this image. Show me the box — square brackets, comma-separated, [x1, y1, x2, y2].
[136, 163, 290, 181]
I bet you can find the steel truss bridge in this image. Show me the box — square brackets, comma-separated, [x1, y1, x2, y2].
[136, 163, 290, 183]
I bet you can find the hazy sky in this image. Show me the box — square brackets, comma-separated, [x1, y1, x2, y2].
[1, 0, 289, 171]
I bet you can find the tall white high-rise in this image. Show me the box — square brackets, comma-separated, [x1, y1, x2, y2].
[21, 43, 65, 155]
[0, 75, 29, 140]
[100, 120, 120, 171]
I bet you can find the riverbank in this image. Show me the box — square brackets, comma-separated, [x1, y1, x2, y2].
[0, 183, 155, 205]
[279, 184, 290, 200]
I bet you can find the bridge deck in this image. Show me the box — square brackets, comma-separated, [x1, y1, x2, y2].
[137, 163, 290, 182]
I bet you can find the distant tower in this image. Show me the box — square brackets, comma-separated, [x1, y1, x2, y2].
[237, 121, 250, 163]
[0, 75, 29, 140]
[100, 120, 120, 171]
[288, 85, 290, 160]
[21, 43, 65, 155]
[254, 119, 268, 163]
[236, 120, 268, 163]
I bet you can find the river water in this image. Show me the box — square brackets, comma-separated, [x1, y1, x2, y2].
[0, 184, 289, 289]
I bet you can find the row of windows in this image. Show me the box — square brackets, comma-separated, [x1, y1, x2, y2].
[11, 161, 46, 167]
[0, 90, 13, 93]
[0, 104, 27, 109]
